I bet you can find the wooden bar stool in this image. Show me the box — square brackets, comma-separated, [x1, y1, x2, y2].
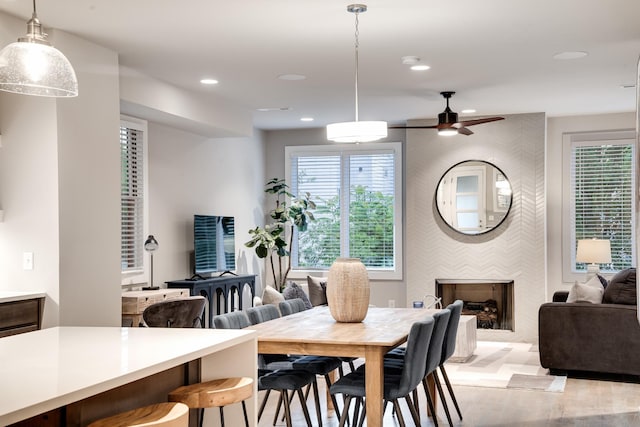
[168, 376, 254, 427]
[87, 402, 189, 427]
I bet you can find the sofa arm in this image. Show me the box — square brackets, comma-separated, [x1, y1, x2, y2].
[539, 302, 640, 376]
[552, 291, 569, 302]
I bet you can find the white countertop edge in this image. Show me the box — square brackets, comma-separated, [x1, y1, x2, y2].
[0, 291, 46, 304]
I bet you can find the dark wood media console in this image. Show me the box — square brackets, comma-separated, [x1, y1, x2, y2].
[166, 274, 256, 327]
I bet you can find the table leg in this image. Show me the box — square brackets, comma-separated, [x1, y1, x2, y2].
[364, 347, 385, 427]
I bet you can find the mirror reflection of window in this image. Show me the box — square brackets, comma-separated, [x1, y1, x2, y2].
[436, 160, 512, 235]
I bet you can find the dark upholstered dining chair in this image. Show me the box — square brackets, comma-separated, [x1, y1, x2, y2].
[438, 300, 464, 424]
[142, 296, 206, 328]
[213, 309, 316, 427]
[330, 317, 436, 427]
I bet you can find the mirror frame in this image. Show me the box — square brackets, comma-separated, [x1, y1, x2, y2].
[435, 160, 513, 235]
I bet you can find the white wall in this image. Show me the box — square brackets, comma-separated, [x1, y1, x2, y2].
[0, 13, 122, 327]
[406, 113, 546, 343]
[546, 112, 635, 297]
[263, 127, 408, 308]
[147, 122, 266, 295]
[0, 94, 60, 327]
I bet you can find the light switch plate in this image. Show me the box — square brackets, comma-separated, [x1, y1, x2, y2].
[23, 252, 33, 270]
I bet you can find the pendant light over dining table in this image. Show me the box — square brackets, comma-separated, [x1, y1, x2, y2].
[0, 0, 78, 97]
[326, 4, 387, 143]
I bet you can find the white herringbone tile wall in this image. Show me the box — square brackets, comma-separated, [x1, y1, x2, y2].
[406, 112, 546, 343]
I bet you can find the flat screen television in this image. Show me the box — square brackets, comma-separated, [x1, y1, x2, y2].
[193, 215, 236, 276]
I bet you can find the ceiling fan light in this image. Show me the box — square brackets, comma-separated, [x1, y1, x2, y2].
[438, 128, 458, 136]
[327, 120, 388, 143]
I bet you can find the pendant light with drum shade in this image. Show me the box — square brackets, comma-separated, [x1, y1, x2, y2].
[0, 0, 78, 97]
[326, 4, 387, 143]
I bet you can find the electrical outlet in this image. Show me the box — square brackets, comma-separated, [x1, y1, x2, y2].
[23, 252, 33, 270]
[388, 299, 396, 308]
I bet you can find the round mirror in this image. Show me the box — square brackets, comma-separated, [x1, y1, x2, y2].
[435, 160, 512, 235]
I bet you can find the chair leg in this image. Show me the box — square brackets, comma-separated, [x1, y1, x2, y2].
[357, 399, 366, 427]
[422, 377, 439, 427]
[282, 390, 293, 427]
[348, 360, 356, 373]
[241, 401, 250, 427]
[324, 374, 342, 421]
[392, 399, 407, 427]
[297, 388, 314, 427]
[440, 364, 463, 420]
[258, 389, 271, 421]
[404, 394, 421, 426]
[339, 396, 352, 427]
[219, 406, 225, 427]
[412, 387, 420, 418]
[433, 370, 454, 427]
[280, 389, 296, 423]
[273, 392, 284, 426]
[312, 379, 323, 427]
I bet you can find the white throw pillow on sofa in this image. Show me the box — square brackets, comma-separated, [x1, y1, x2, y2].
[567, 275, 604, 304]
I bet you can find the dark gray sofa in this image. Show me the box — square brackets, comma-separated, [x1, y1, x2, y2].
[538, 268, 640, 377]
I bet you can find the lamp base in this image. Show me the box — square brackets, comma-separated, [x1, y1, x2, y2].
[142, 286, 160, 291]
[585, 264, 600, 281]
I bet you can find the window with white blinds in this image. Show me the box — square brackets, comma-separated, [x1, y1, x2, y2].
[120, 118, 148, 281]
[286, 142, 402, 280]
[568, 133, 635, 273]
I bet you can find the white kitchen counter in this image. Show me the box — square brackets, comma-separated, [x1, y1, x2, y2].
[0, 326, 257, 426]
[0, 290, 46, 303]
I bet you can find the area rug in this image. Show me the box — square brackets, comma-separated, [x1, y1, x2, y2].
[442, 341, 567, 392]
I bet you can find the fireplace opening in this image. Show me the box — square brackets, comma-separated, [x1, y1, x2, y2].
[435, 279, 514, 331]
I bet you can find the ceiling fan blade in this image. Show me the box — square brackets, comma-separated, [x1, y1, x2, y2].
[457, 127, 474, 136]
[388, 124, 438, 129]
[458, 117, 505, 127]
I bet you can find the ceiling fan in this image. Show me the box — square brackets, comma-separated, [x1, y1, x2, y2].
[390, 91, 504, 136]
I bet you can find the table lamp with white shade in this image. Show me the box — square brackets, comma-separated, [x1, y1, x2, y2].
[576, 238, 611, 280]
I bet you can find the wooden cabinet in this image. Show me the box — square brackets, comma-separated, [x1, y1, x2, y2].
[122, 288, 190, 327]
[0, 293, 45, 338]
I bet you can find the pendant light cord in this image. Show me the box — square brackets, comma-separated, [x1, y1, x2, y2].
[353, 10, 360, 122]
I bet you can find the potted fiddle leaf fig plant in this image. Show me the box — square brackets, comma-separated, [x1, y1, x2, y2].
[245, 178, 315, 291]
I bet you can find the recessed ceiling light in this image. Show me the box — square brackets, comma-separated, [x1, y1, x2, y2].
[277, 74, 306, 81]
[410, 64, 430, 71]
[461, 109, 476, 114]
[200, 78, 219, 85]
[553, 51, 588, 60]
[300, 117, 314, 122]
[256, 107, 292, 112]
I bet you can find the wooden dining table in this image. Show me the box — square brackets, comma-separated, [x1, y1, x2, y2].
[247, 305, 438, 427]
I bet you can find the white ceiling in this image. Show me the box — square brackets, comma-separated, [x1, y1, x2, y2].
[1, 0, 639, 131]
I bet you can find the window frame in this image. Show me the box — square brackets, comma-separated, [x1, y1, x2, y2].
[562, 129, 636, 282]
[120, 115, 149, 286]
[285, 142, 403, 280]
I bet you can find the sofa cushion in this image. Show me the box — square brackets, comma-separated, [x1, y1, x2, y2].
[602, 268, 637, 305]
[567, 275, 604, 304]
[262, 285, 285, 305]
[283, 282, 312, 309]
[307, 275, 328, 306]
[596, 274, 609, 289]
